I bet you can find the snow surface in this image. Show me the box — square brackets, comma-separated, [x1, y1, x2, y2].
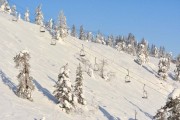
[0, 12, 180, 120]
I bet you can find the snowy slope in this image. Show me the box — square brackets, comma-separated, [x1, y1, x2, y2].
[0, 12, 179, 120]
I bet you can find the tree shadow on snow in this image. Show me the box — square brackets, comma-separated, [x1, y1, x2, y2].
[168, 72, 175, 81]
[47, 76, 56, 83]
[0, 70, 17, 93]
[124, 97, 153, 119]
[128, 118, 136, 120]
[142, 65, 155, 75]
[99, 106, 121, 120]
[33, 80, 58, 104]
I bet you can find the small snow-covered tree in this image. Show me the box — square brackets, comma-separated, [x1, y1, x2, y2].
[11, 5, 17, 17]
[115, 36, 126, 52]
[48, 18, 53, 30]
[95, 31, 105, 44]
[158, 56, 169, 80]
[24, 8, 30, 22]
[13, 50, 34, 101]
[174, 54, 180, 81]
[53, 63, 74, 113]
[126, 33, 136, 55]
[136, 39, 149, 65]
[53, 25, 60, 40]
[35, 5, 44, 25]
[107, 35, 114, 47]
[74, 64, 86, 105]
[58, 11, 68, 38]
[0, 0, 10, 13]
[154, 97, 180, 120]
[79, 25, 85, 40]
[87, 32, 93, 42]
[71, 24, 76, 37]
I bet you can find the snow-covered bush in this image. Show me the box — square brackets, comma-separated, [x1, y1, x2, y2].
[13, 50, 34, 101]
[74, 64, 86, 105]
[53, 63, 74, 113]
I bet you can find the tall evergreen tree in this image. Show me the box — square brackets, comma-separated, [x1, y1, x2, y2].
[79, 25, 85, 40]
[58, 11, 68, 38]
[53, 63, 74, 113]
[74, 64, 86, 105]
[158, 56, 169, 80]
[35, 5, 44, 25]
[24, 8, 30, 22]
[71, 24, 76, 37]
[13, 50, 34, 101]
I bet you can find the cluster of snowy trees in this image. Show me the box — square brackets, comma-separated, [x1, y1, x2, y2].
[1, 2, 69, 41]
[13, 51, 86, 113]
[53, 63, 86, 113]
[70, 26, 172, 66]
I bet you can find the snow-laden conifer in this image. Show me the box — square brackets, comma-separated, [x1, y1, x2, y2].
[158, 56, 169, 80]
[24, 8, 30, 22]
[53, 63, 74, 113]
[174, 54, 180, 81]
[74, 64, 86, 105]
[58, 11, 68, 38]
[79, 25, 85, 40]
[35, 5, 44, 25]
[13, 50, 34, 101]
[71, 24, 76, 37]
[154, 97, 180, 120]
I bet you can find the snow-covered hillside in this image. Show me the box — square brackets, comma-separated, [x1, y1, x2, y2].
[0, 12, 179, 120]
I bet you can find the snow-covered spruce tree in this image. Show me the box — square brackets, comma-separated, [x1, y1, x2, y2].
[74, 64, 86, 105]
[53, 63, 74, 113]
[115, 36, 126, 52]
[174, 54, 180, 81]
[24, 8, 30, 22]
[87, 32, 93, 42]
[48, 18, 53, 30]
[126, 33, 136, 56]
[11, 5, 17, 17]
[35, 5, 44, 25]
[158, 56, 169, 80]
[95, 31, 105, 44]
[79, 25, 85, 40]
[3, 0, 11, 13]
[13, 50, 34, 101]
[53, 25, 60, 40]
[71, 24, 76, 37]
[107, 35, 114, 47]
[136, 39, 149, 65]
[58, 11, 68, 38]
[154, 97, 180, 120]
